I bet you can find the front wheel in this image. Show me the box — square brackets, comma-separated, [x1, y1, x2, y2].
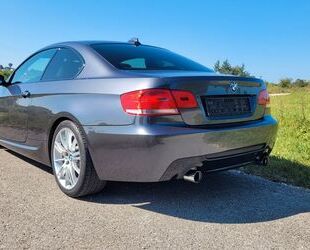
[51, 120, 106, 197]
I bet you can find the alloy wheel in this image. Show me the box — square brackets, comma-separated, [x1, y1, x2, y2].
[53, 127, 81, 190]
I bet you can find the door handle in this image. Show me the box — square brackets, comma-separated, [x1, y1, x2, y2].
[21, 90, 31, 98]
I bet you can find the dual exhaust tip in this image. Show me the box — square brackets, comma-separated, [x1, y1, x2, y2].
[183, 153, 270, 184]
[183, 170, 202, 184]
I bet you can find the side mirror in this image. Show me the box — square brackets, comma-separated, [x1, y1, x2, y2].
[0, 75, 7, 86]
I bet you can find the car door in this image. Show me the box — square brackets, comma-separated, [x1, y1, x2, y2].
[0, 49, 57, 143]
[0, 83, 27, 142]
[26, 47, 85, 141]
[0, 85, 12, 138]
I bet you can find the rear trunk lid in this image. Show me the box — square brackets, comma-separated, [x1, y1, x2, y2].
[165, 74, 264, 125]
[132, 71, 265, 126]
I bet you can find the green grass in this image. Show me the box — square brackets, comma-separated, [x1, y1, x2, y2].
[242, 89, 310, 189]
[267, 83, 310, 94]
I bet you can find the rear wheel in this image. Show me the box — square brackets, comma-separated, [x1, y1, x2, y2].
[51, 120, 106, 197]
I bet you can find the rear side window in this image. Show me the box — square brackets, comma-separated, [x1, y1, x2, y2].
[42, 48, 84, 81]
[91, 43, 212, 72]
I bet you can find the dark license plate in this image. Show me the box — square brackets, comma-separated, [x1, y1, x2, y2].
[204, 96, 251, 117]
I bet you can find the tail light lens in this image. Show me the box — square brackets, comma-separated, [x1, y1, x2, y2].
[120, 88, 198, 116]
[172, 90, 199, 108]
[258, 89, 270, 107]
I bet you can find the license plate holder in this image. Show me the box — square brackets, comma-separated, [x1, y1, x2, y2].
[203, 96, 252, 118]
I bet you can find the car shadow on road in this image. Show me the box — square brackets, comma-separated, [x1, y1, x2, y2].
[82, 170, 310, 224]
[4, 147, 309, 224]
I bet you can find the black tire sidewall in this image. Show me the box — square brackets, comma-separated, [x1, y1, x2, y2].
[51, 120, 87, 197]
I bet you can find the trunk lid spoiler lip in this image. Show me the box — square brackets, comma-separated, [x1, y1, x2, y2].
[116, 70, 264, 84]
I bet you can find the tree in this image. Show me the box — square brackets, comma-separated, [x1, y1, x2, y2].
[0, 69, 12, 80]
[214, 60, 251, 77]
[0, 63, 13, 80]
[293, 79, 308, 87]
[278, 78, 292, 88]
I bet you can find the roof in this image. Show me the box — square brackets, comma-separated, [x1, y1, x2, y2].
[49, 40, 142, 47]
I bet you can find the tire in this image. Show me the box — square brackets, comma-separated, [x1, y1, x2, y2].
[51, 120, 106, 197]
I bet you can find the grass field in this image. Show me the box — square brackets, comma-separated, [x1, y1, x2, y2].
[242, 88, 310, 189]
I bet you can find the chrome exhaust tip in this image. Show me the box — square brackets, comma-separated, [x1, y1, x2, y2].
[183, 170, 202, 184]
[261, 155, 270, 166]
[257, 154, 270, 166]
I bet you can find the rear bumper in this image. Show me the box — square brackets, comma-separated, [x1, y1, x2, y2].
[83, 115, 278, 182]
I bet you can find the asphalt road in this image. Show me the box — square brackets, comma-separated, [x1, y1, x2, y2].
[0, 147, 309, 249]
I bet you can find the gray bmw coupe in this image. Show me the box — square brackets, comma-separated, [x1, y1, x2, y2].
[0, 40, 278, 197]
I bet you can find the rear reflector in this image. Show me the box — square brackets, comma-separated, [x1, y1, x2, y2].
[120, 88, 198, 116]
[172, 90, 199, 108]
[258, 89, 270, 106]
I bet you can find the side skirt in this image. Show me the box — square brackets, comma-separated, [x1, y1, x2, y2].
[0, 138, 51, 167]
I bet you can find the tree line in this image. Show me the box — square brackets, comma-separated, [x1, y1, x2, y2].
[214, 60, 309, 88]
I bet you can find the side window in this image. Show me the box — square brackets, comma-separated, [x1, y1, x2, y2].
[42, 48, 84, 81]
[11, 49, 56, 84]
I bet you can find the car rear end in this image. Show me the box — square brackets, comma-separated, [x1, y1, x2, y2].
[85, 73, 277, 182]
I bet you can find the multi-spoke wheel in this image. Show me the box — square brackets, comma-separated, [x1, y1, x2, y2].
[51, 120, 106, 197]
[53, 128, 81, 189]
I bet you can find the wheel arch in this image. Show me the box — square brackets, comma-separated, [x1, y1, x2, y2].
[47, 113, 86, 163]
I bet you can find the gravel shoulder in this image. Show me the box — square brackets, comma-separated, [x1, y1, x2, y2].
[0, 148, 309, 249]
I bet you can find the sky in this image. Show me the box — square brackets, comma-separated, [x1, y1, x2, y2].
[0, 0, 309, 82]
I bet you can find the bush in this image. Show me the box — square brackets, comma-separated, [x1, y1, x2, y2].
[278, 78, 293, 88]
[294, 79, 309, 87]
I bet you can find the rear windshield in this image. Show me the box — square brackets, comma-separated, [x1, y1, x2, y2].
[91, 43, 212, 72]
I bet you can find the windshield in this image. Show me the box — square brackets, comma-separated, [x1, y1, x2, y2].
[91, 43, 212, 72]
